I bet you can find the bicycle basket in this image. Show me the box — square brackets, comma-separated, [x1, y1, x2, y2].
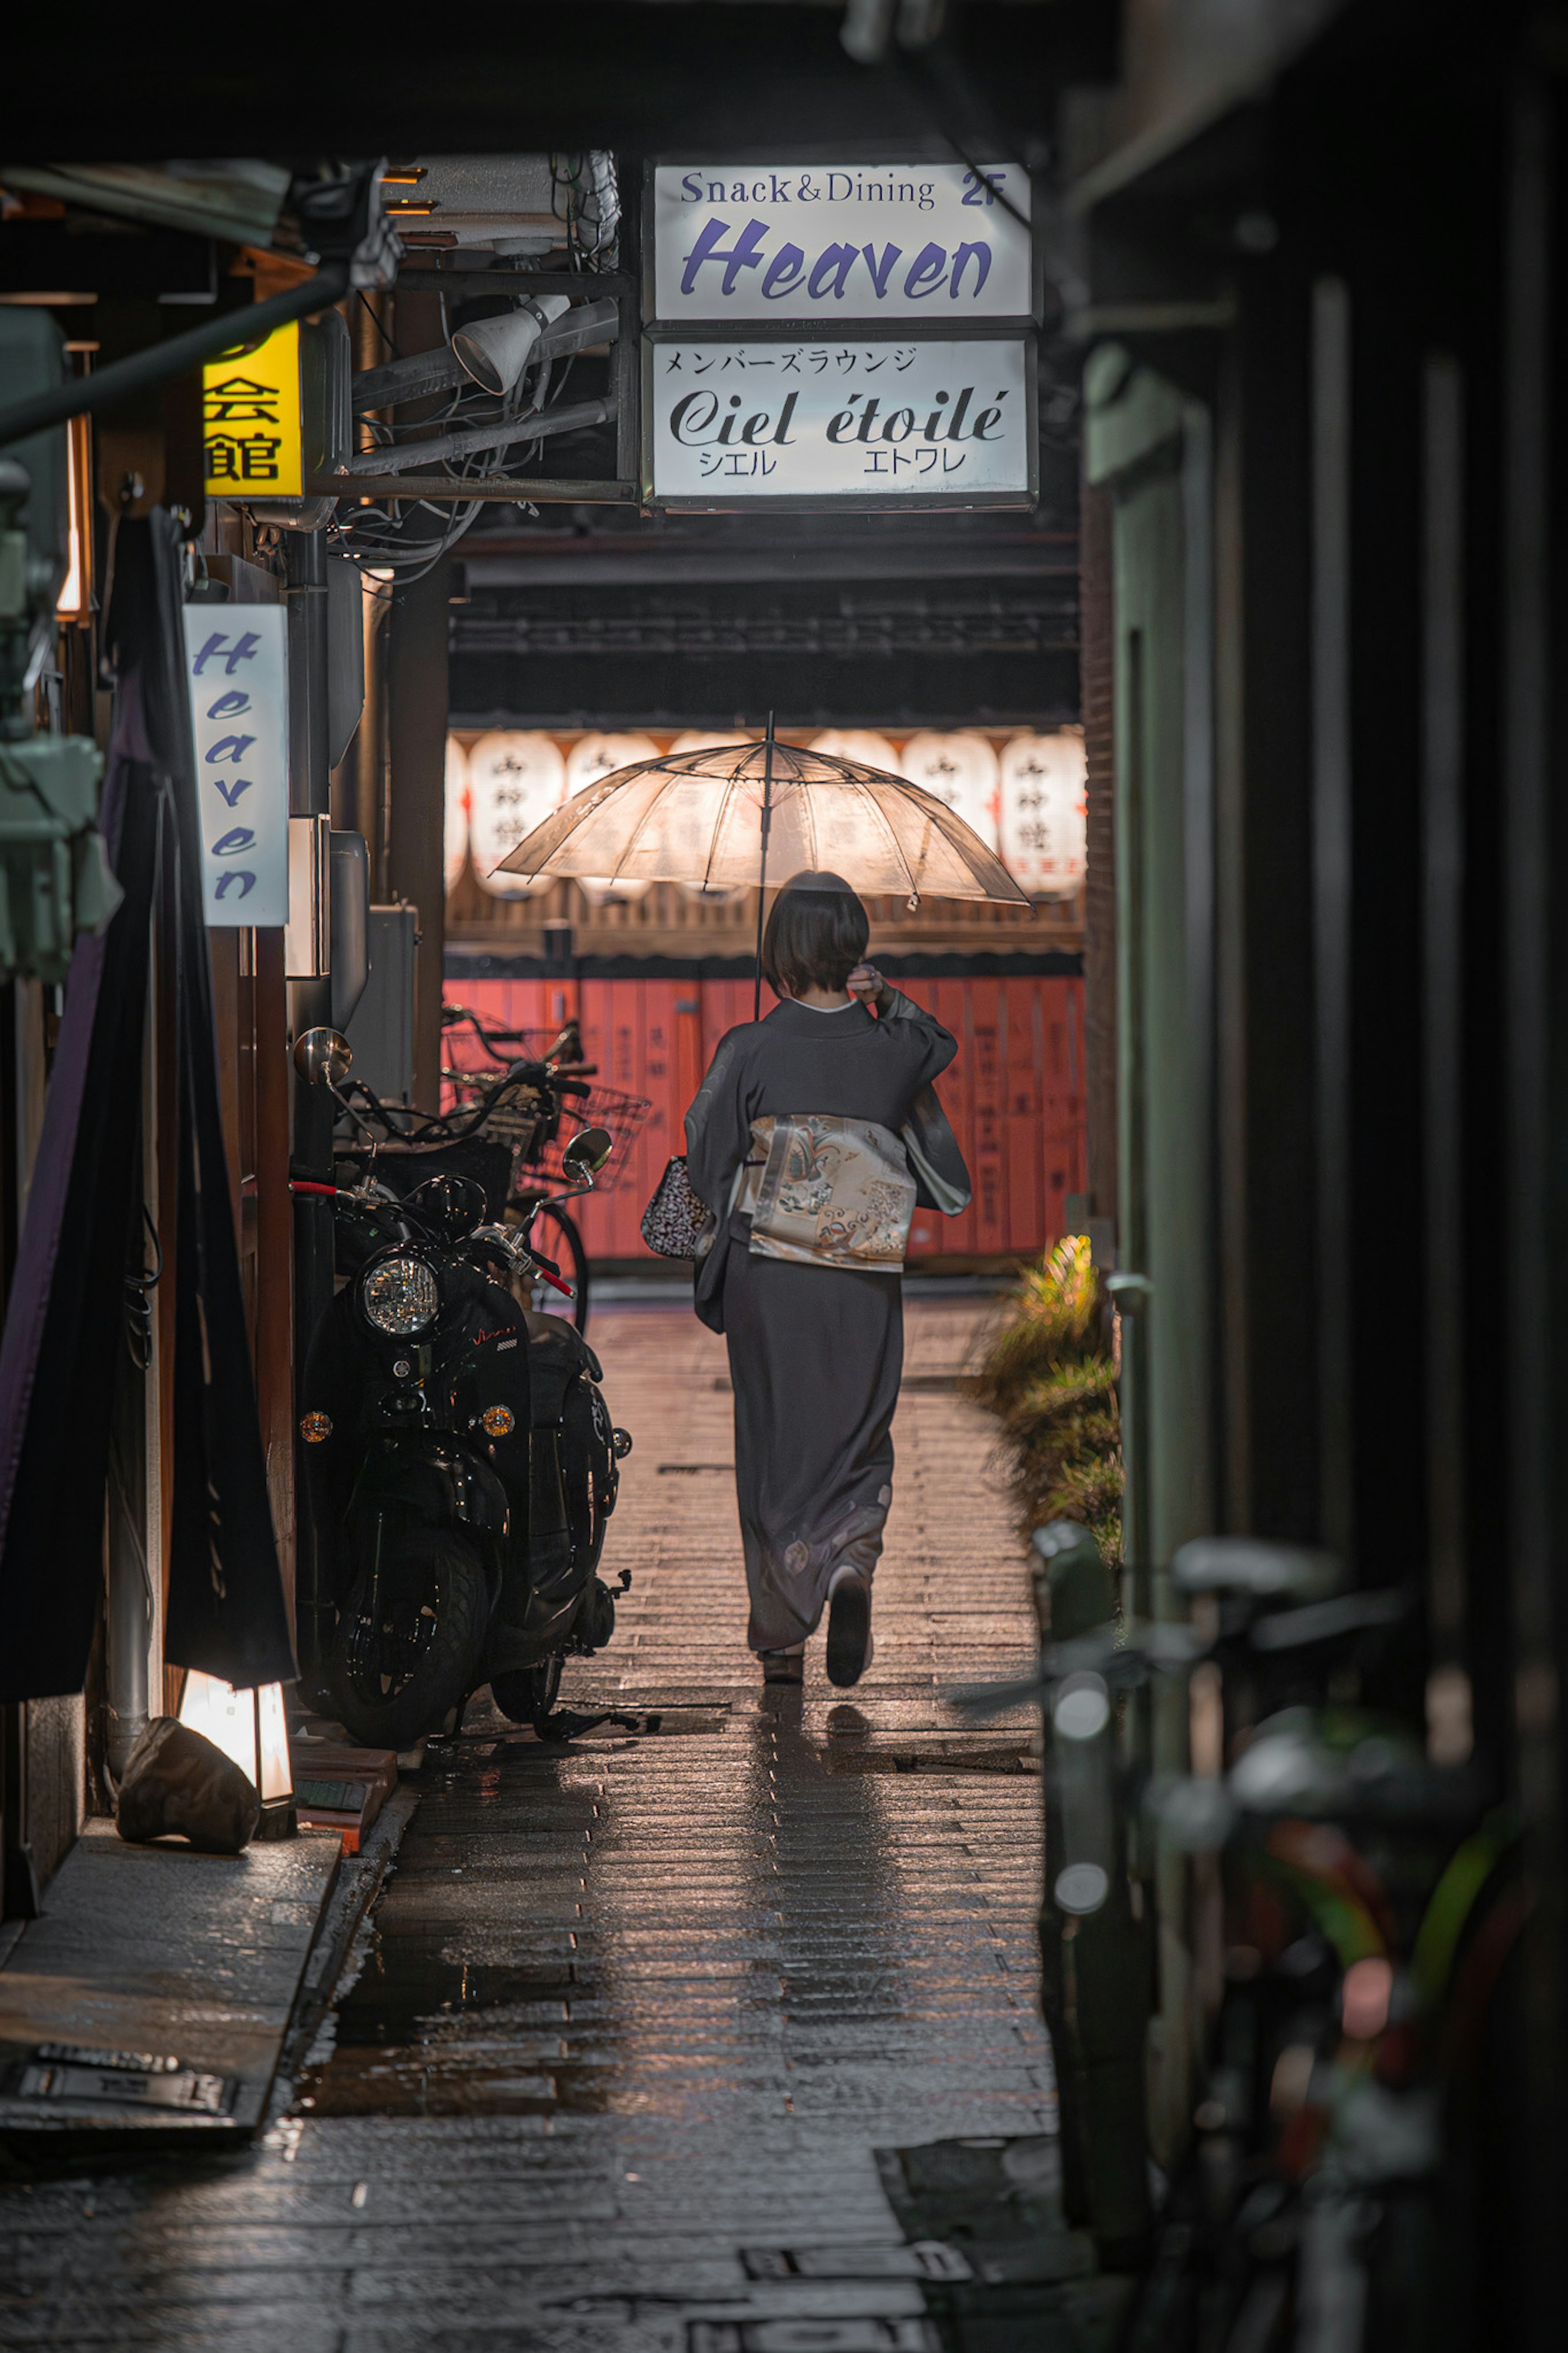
[521, 1084, 651, 1196]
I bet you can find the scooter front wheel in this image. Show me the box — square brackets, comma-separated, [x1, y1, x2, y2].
[491, 1653, 564, 1737]
[329, 1530, 489, 1751]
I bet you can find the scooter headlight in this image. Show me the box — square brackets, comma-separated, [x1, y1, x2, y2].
[362, 1255, 439, 1336]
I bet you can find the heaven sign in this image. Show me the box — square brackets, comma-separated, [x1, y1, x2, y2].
[644, 340, 1034, 508]
[646, 161, 1033, 324]
[183, 604, 290, 927]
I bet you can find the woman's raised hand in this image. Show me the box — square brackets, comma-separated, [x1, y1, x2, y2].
[846, 964, 893, 1014]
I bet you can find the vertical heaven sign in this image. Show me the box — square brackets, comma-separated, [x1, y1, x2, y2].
[183, 605, 290, 927]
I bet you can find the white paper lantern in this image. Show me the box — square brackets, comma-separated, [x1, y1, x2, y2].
[565, 733, 661, 903]
[810, 729, 900, 775]
[670, 732, 757, 902]
[444, 736, 470, 894]
[998, 730, 1087, 899]
[899, 731, 1001, 851]
[468, 732, 568, 899]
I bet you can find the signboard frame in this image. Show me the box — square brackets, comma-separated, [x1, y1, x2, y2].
[640, 325, 1038, 513]
[643, 152, 1042, 331]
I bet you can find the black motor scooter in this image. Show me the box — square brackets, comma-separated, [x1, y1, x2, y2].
[299, 1120, 632, 1748]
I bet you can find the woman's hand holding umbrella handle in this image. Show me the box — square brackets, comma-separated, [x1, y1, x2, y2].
[847, 964, 893, 1015]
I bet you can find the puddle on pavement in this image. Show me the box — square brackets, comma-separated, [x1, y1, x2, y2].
[295, 1697, 915, 2124]
[298, 1933, 588, 2118]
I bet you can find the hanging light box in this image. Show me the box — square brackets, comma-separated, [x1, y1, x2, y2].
[178, 1670, 295, 1839]
[565, 733, 660, 903]
[444, 735, 470, 895]
[899, 731, 1001, 851]
[468, 732, 567, 898]
[998, 730, 1087, 899]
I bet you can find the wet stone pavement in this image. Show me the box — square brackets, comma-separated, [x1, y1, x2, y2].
[0, 1298, 1122, 2352]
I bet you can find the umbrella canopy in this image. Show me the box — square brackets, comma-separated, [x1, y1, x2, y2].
[493, 736, 1031, 908]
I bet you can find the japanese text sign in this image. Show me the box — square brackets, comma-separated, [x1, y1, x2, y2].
[202, 320, 303, 499]
[646, 339, 1032, 506]
[183, 605, 290, 927]
[648, 162, 1031, 323]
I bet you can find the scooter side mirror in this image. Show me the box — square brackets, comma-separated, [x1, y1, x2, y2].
[562, 1126, 613, 1182]
[295, 1026, 353, 1088]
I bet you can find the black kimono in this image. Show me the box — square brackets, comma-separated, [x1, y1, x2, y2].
[684, 991, 958, 1653]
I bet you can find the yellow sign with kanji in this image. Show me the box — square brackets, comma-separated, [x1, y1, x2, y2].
[203, 319, 303, 498]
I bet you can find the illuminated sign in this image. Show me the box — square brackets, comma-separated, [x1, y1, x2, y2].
[644, 338, 1033, 508]
[648, 161, 1032, 323]
[202, 319, 303, 499]
[183, 605, 290, 926]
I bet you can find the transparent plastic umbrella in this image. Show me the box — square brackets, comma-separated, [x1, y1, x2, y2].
[493, 725, 1030, 907]
[493, 723, 1031, 1015]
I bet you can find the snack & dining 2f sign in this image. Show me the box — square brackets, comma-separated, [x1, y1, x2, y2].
[643, 158, 1036, 509]
[646, 161, 1033, 323]
[644, 339, 1034, 508]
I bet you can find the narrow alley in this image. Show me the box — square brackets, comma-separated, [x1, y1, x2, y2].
[0, 1299, 1087, 2353]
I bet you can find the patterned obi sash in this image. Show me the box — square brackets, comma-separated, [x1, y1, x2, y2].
[735, 1115, 917, 1273]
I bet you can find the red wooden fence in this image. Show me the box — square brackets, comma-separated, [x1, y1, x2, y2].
[447, 973, 1085, 1265]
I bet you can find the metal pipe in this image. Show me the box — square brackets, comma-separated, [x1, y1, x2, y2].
[0, 264, 350, 452]
[308, 473, 635, 504]
[287, 530, 337, 1694]
[336, 394, 613, 479]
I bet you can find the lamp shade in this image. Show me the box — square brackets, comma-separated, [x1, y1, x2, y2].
[998, 730, 1087, 899]
[450, 292, 570, 396]
[469, 732, 566, 898]
[899, 731, 1001, 850]
[178, 1670, 293, 1803]
[444, 735, 470, 894]
[564, 733, 659, 902]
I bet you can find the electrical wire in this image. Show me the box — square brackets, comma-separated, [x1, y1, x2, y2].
[331, 212, 620, 575]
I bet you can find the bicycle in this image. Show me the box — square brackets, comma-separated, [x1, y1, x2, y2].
[968, 1534, 1525, 2351]
[439, 1004, 650, 1335]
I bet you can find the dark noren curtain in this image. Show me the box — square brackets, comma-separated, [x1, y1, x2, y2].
[0, 512, 295, 1698]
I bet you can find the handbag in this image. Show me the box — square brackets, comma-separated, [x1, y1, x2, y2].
[640, 1155, 718, 1260]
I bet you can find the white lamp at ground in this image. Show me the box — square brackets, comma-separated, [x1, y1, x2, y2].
[178, 1671, 295, 1840]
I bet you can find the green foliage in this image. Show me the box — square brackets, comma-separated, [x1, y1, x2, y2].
[970, 1236, 1124, 1569]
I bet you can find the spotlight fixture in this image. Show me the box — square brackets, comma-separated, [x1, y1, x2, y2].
[451, 292, 571, 397]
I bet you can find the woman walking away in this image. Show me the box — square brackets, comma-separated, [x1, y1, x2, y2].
[684, 871, 969, 1688]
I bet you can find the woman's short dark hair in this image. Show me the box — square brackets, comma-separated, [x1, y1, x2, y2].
[762, 871, 870, 997]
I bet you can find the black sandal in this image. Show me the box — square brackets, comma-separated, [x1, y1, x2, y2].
[760, 1650, 804, 1686]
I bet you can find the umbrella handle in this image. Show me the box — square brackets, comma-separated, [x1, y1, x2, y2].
[754, 711, 775, 1022]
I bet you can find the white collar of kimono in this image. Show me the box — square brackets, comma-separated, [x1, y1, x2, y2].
[793, 998, 858, 1012]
